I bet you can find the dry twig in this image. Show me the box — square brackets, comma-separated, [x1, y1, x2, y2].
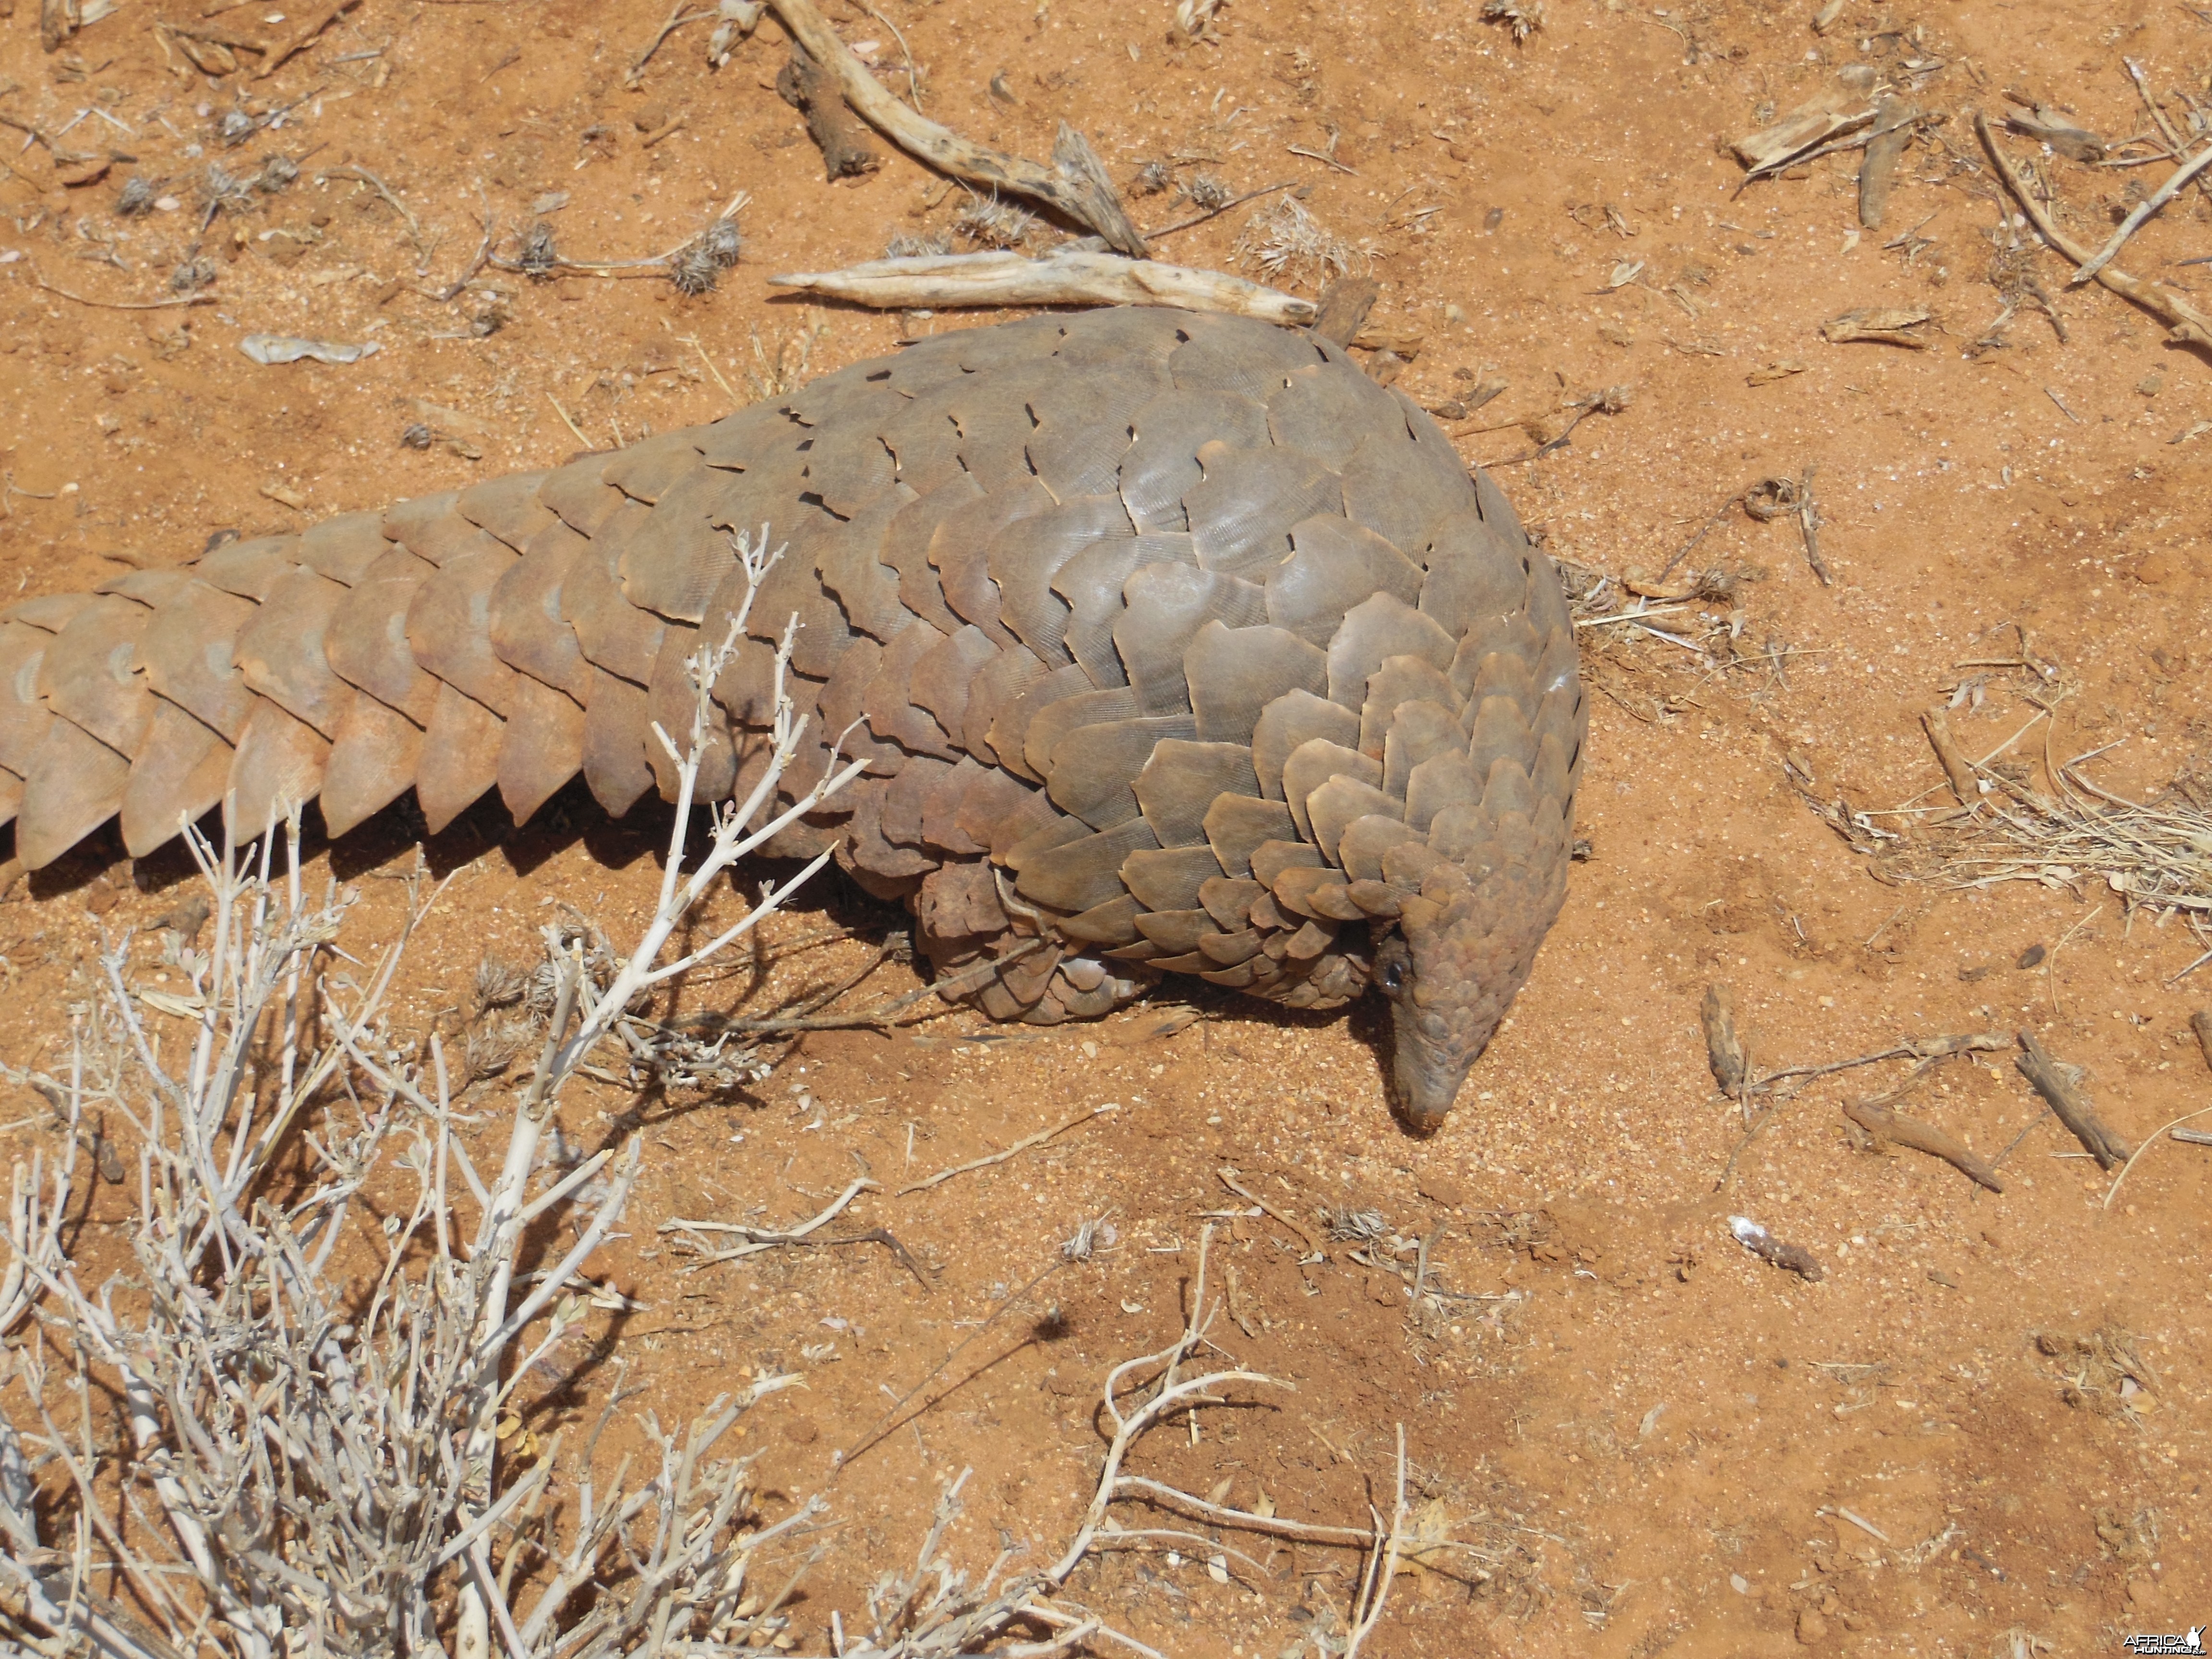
[1843, 1095, 2004, 1192]
[763, 0, 1147, 253]
[2015, 1029, 2134, 1169]
[1701, 983, 1749, 1094]
[1217, 1166, 1324, 1255]
[896, 1101, 1119, 1195]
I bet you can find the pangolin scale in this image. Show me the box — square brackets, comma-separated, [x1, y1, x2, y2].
[0, 307, 1583, 1125]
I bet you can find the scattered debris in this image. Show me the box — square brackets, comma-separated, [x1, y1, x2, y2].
[239, 334, 381, 365]
[1733, 91, 1877, 180]
[1919, 706, 1980, 806]
[670, 216, 745, 295]
[1901, 742, 2212, 929]
[895, 1101, 1121, 1196]
[1728, 1215, 1824, 1281]
[1183, 172, 1233, 213]
[2070, 141, 2212, 287]
[254, 0, 361, 80]
[1220, 1166, 1324, 1256]
[1742, 466, 1829, 585]
[1106, 1005, 1200, 1045]
[1977, 112, 2212, 350]
[708, 0, 764, 67]
[884, 229, 952, 258]
[950, 190, 1037, 249]
[1059, 1216, 1118, 1263]
[404, 399, 491, 460]
[515, 219, 562, 280]
[1174, 0, 1226, 41]
[631, 0, 734, 83]
[1131, 158, 1176, 196]
[1746, 359, 1807, 385]
[2033, 1327, 2160, 1418]
[490, 193, 749, 292]
[1857, 98, 1919, 229]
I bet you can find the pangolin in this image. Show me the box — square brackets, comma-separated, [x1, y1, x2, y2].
[0, 307, 1583, 1126]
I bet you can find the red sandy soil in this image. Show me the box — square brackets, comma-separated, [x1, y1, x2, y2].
[2, 0, 2209, 1652]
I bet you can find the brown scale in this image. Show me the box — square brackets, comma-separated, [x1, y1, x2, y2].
[0, 308, 1584, 1127]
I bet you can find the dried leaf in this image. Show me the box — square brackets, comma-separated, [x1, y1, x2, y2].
[1747, 359, 1808, 385]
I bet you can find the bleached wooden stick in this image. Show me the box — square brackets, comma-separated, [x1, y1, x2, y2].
[768, 248, 1318, 325]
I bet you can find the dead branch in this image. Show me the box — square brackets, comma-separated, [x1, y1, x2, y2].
[1701, 983, 1749, 1094]
[2015, 1029, 2134, 1168]
[1920, 706, 1980, 806]
[255, 0, 358, 78]
[763, 0, 1148, 254]
[778, 38, 880, 179]
[1843, 1095, 2004, 1191]
[1217, 1166, 1324, 1255]
[662, 1174, 877, 1264]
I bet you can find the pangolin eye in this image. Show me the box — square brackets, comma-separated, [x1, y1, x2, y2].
[1380, 960, 1405, 993]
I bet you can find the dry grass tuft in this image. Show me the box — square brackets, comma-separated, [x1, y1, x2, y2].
[1898, 754, 2212, 977]
[1234, 195, 1361, 289]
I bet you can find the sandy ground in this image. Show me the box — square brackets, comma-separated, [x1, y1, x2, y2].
[2, 0, 2210, 1652]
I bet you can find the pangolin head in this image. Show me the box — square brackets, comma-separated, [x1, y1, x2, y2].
[1371, 859, 1555, 1133]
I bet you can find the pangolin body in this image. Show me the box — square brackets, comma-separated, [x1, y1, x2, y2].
[0, 307, 1583, 1124]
